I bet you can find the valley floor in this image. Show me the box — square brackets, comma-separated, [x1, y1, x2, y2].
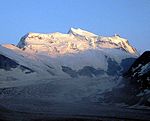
[0, 98, 150, 121]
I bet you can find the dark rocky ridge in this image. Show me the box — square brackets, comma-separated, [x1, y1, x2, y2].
[0, 54, 34, 74]
[62, 57, 136, 78]
[124, 51, 150, 90]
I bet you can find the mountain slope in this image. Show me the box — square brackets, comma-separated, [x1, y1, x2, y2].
[124, 51, 150, 90]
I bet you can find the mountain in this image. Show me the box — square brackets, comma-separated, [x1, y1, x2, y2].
[17, 28, 137, 55]
[0, 28, 138, 87]
[2, 28, 150, 121]
[124, 51, 150, 90]
[1, 28, 150, 120]
[120, 51, 150, 107]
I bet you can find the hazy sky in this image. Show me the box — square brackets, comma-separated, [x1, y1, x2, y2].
[0, 0, 150, 52]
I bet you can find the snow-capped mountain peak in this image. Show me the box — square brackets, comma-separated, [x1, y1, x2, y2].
[68, 28, 98, 37]
[16, 28, 137, 55]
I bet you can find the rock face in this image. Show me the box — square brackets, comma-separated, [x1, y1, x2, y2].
[0, 54, 19, 71]
[61, 66, 105, 78]
[0, 54, 34, 73]
[124, 51, 150, 90]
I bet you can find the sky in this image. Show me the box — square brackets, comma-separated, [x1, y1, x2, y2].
[0, 0, 150, 52]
